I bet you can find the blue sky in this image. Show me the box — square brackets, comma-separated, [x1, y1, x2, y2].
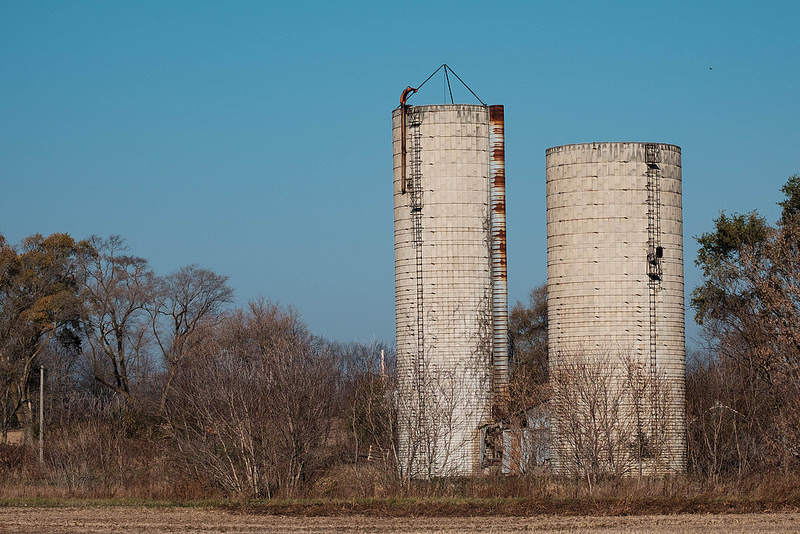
[2, 1, 799, 345]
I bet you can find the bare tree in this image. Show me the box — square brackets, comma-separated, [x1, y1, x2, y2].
[166, 301, 339, 498]
[686, 351, 775, 480]
[337, 341, 396, 469]
[398, 356, 490, 480]
[551, 350, 673, 489]
[397, 296, 492, 480]
[78, 235, 156, 399]
[149, 264, 233, 412]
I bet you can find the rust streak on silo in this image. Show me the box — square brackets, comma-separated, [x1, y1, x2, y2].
[489, 104, 509, 416]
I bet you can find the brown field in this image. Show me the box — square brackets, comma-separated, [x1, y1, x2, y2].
[0, 506, 798, 533]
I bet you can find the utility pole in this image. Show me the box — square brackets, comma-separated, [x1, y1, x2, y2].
[39, 365, 44, 466]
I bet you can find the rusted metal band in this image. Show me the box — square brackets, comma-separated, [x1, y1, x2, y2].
[489, 105, 509, 414]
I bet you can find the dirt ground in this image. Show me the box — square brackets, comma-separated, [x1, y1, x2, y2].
[0, 507, 798, 533]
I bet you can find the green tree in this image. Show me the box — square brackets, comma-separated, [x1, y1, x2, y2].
[779, 174, 800, 223]
[504, 284, 549, 438]
[0, 233, 85, 444]
[691, 174, 800, 471]
[509, 283, 548, 384]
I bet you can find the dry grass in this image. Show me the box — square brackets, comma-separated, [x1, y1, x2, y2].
[4, 439, 800, 518]
[2, 474, 800, 534]
[4, 477, 800, 518]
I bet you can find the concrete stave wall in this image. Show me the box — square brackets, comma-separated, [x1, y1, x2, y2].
[546, 142, 686, 475]
[392, 105, 494, 477]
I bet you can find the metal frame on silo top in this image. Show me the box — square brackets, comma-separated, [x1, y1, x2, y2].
[546, 142, 686, 475]
[393, 104, 508, 478]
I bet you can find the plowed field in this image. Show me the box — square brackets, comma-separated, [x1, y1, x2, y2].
[0, 506, 798, 533]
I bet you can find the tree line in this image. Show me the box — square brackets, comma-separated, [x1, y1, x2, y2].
[1, 174, 799, 498]
[1, 234, 234, 442]
[0, 233, 397, 496]
[688, 174, 800, 478]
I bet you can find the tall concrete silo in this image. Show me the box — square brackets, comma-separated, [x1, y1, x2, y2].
[393, 102, 508, 478]
[546, 142, 685, 475]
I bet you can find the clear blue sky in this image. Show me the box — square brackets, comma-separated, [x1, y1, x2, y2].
[2, 1, 799, 346]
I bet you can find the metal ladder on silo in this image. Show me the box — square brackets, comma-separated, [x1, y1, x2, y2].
[407, 107, 425, 401]
[645, 143, 662, 463]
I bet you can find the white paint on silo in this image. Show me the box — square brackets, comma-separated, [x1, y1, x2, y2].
[546, 142, 685, 475]
[393, 104, 506, 477]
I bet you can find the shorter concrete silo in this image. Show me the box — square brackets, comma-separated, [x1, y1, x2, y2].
[546, 142, 685, 476]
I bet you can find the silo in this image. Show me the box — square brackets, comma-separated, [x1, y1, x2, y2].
[546, 142, 685, 475]
[393, 103, 508, 477]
